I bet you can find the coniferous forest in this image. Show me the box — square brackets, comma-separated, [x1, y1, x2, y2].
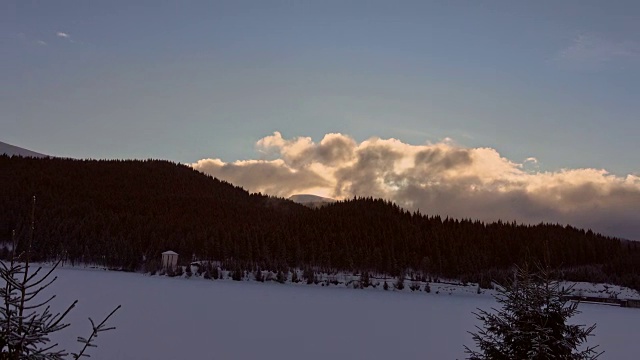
[1, 155, 639, 290]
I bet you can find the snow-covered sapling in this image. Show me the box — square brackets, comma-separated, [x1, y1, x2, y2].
[0, 196, 120, 359]
[464, 262, 602, 359]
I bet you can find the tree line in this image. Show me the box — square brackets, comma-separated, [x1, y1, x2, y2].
[1, 155, 639, 290]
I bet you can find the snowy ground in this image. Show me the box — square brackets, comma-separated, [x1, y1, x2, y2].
[561, 281, 640, 300]
[29, 266, 640, 359]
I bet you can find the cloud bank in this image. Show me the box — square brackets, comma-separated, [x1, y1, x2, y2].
[192, 132, 640, 240]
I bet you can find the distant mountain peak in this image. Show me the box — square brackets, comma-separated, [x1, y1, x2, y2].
[289, 194, 335, 207]
[0, 141, 47, 158]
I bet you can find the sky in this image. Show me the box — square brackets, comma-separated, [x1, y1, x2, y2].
[2, 1, 640, 238]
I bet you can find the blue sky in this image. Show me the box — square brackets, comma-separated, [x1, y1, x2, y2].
[4, 1, 640, 238]
[2, 1, 639, 175]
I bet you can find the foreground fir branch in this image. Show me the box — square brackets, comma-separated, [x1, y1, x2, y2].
[71, 305, 121, 359]
[0, 196, 120, 359]
[464, 262, 602, 360]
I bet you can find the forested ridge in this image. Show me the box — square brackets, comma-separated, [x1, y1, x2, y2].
[2, 155, 639, 290]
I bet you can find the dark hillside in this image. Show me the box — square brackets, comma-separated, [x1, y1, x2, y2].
[1, 155, 639, 289]
[0, 155, 306, 269]
[310, 198, 640, 289]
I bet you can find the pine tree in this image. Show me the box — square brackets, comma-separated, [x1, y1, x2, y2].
[464, 263, 602, 359]
[255, 268, 264, 282]
[360, 272, 371, 288]
[196, 263, 205, 276]
[303, 268, 315, 285]
[232, 266, 243, 281]
[0, 197, 120, 359]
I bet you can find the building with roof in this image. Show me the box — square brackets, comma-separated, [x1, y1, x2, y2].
[162, 250, 179, 270]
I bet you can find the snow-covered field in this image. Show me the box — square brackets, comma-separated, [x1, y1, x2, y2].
[37, 266, 640, 360]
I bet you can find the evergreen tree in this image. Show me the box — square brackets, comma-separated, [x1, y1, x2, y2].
[255, 268, 264, 282]
[196, 263, 204, 276]
[360, 272, 371, 288]
[465, 263, 602, 359]
[232, 266, 243, 281]
[303, 268, 315, 285]
[0, 197, 119, 359]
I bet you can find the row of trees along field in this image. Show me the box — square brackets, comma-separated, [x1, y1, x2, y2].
[2, 155, 640, 290]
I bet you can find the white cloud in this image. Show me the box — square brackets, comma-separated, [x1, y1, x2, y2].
[191, 157, 331, 198]
[56, 32, 70, 38]
[36, 40, 47, 46]
[192, 132, 640, 240]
